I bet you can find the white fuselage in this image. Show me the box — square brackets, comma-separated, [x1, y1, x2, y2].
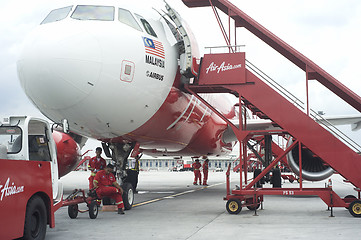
[17, 1, 235, 156]
[18, 1, 178, 139]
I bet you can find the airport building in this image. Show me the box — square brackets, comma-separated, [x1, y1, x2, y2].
[138, 157, 239, 172]
[77, 155, 240, 172]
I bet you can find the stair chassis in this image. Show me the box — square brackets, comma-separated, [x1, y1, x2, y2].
[187, 65, 361, 217]
[182, 0, 361, 218]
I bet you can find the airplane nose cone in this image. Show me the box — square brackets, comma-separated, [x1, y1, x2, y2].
[17, 25, 102, 110]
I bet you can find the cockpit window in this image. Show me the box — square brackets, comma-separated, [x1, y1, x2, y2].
[118, 8, 142, 31]
[135, 14, 157, 37]
[41, 6, 73, 25]
[71, 5, 114, 21]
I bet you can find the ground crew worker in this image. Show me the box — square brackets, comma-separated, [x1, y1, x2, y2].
[192, 159, 202, 185]
[88, 147, 106, 190]
[93, 163, 125, 214]
[126, 153, 142, 193]
[202, 156, 209, 185]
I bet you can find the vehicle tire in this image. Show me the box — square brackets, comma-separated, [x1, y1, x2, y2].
[345, 195, 357, 199]
[226, 199, 242, 214]
[246, 204, 260, 211]
[289, 179, 294, 183]
[344, 195, 357, 209]
[122, 182, 134, 210]
[271, 168, 282, 188]
[348, 200, 361, 217]
[68, 204, 79, 219]
[88, 200, 99, 219]
[246, 198, 260, 211]
[23, 196, 47, 240]
[253, 169, 262, 188]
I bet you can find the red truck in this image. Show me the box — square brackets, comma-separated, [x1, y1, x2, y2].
[0, 116, 137, 239]
[172, 159, 193, 171]
[0, 116, 71, 239]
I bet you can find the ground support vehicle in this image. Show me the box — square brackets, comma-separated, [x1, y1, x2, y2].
[0, 115, 135, 239]
[62, 189, 99, 219]
[182, 160, 193, 171]
[182, 0, 361, 218]
[62, 182, 134, 219]
[0, 116, 64, 239]
[171, 159, 193, 171]
[281, 174, 298, 183]
[224, 158, 361, 217]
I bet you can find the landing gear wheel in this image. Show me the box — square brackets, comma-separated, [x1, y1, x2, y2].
[226, 199, 242, 214]
[122, 182, 134, 210]
[68, 204, 79, 219]
[348, 200, 361, 217]
[88, 200, 99, 219]
[23, 196, 47, 240]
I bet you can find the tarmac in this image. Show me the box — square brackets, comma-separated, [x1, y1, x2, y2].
[47, 170, 361, 240]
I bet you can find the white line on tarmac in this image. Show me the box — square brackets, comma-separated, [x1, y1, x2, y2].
[133, 182, 225, 207]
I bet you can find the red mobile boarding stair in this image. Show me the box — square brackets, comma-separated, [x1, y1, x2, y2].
[182, 0, 361, 217]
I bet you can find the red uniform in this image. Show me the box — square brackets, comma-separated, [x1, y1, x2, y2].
[202, 161, 209, 185]
[88, 156, 106, 189]
[94, 170, 124, 209]
[192, 161, 202, 185]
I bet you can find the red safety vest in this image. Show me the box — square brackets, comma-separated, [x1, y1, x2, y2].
[202, 161, 209, 171]
[94, 170, 116, 187]
[89, 157, 106, 176]
[192, 162, 201, 171]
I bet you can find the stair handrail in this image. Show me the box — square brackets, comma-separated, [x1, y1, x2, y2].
[309, 109, 361, 153]
[245, 59, 305, 111]
[245, 59, 361, 153]
[205, 45, 246, 54]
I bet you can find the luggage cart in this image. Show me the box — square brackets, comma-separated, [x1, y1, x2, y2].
[62, 189, 99, 219]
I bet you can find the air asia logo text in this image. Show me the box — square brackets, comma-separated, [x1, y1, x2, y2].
[0, 178, 25, 201]
[145, 55, 165, 68]
[146, 71, 164, 81]
[205, 62, 242, 74]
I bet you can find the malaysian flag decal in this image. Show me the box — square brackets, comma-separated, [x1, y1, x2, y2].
[143, 37, 165, 59]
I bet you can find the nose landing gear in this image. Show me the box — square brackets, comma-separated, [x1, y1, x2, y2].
[102, 142, 136, 210]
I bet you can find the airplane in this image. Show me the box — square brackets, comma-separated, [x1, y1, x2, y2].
[16, 0, 238, 176]
[16, 0, 361, 186]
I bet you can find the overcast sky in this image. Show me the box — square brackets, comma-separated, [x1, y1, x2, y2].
[1, 0, 361, 153]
